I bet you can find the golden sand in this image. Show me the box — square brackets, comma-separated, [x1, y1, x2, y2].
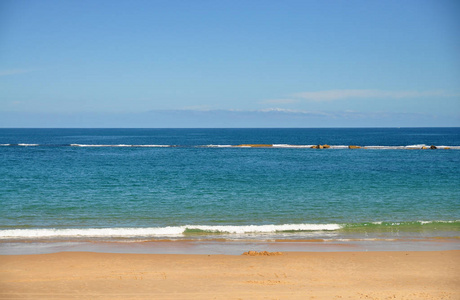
[1, 250, 459, 299]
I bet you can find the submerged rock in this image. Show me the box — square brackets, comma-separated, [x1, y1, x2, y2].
[311, 144, 330, 149]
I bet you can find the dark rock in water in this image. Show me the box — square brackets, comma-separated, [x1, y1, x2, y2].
[430, 145, 437, 149]
[311, 144, 329, 149]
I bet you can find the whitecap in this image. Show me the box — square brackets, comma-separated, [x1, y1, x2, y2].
[0, 223, 342, 239]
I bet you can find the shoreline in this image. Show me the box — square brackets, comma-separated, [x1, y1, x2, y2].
[1, 236, 459, 255]
[1, 250, 459, 299]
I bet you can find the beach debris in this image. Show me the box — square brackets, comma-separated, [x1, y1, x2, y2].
[242, 251, 283, 256]
[348, 145, 362, 149]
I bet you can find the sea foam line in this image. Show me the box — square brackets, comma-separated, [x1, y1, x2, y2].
[0, 224, 341, 239]
[70, 144, 171, 147]
[1, 144, 459, 149]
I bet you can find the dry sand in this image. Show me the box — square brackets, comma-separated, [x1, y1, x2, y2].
[1, 250, 459, 299]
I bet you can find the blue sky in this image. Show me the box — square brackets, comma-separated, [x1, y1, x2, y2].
[1, 0, 459, 127]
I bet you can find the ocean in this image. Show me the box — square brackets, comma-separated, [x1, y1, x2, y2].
[1, 128, 459, 254]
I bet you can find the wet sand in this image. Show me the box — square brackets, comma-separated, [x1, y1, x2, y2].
[1, 250, 459, 299]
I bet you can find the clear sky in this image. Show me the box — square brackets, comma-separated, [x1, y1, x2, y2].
[1, 0, 459, 127]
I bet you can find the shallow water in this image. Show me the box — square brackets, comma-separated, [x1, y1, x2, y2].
[1, 128, 459, 251]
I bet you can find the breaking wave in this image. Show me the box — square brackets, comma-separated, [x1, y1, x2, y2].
[1, 221, 458, 240]
[0, 224, 340, 239]
[1, 143, 459, 149]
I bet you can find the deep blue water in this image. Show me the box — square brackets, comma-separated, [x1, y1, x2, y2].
[1, 127, 459, 146]
[0, 128, 459, 241]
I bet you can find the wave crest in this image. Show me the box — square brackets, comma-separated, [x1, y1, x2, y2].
[0, 224, 341, 239]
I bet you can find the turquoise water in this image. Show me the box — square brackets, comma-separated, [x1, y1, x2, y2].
[0, 128, 459, 245]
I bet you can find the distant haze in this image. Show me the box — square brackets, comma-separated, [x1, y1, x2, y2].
[1, 110, 457, 128]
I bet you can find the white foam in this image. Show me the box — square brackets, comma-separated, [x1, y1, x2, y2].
[0, 227, 185, 239]
[405, 144, 426, 149]
[272, 144, 313, 148]
[204, 145, 233, 148]
[135, 145, 170, 147]
[0, 224, 342, 239]
[418, 220, 458, 225]
[364, 146, 404, 150]
[4, 143, 459, 149]
[70, 144, 170, 147]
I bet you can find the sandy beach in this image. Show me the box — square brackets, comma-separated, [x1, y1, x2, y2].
[1, 250, 458, 299]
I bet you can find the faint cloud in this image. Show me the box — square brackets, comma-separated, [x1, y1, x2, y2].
[257, 108, 332, 116]
[293, 89, 458, 101]
[258, 107, 308, 113]
[179, 105, 213, 111]
[0, 69, 34, 76]
[259, 99, 300, 105]
[172, 107, 331, 116]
